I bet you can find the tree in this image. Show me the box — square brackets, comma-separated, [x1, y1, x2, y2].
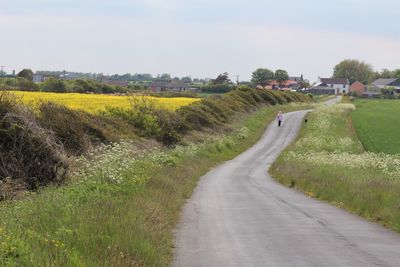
[17, 69, 34, 81]
[274, 69, 289, 83]
[42, 78, 66, 93]
[251, 68, 274, 85]
[393, 69, 400, 79]
[379, 69, 392, 78]
[159, 73, 171, 81]
[181, 76, 192, 83]
[212, 72, 231, 85]
[333, 59, 373, 84]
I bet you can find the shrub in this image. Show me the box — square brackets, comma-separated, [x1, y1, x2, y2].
[71, 79, 97, 93]
[178, 104, 222, 130]
[0, 91, 67, 192]
[38, 102, 135, 155]
[148, 91, 198, 98]
[269, 90, 288, 104]
[105, 97, 184, 145]
[256, 89, 278, 105]
[42, 78, 67, 93]
[17, 78, 38, 91]
[199, 84, 235, 94]
[153, 109, 187, 145]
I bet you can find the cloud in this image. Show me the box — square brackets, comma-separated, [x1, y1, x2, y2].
[222, 25, 400, 80]
[0, 1, 399, 80]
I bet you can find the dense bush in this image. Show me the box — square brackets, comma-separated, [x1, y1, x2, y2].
[69, 79, 127, 94]
[147, 90, 198, 98]
[105, 97, 185, 145]
[1, 77, 130, 94]
[38, 102, 136, 155]
[0, 92, 67, 193]
[0, 77, 39, 92]
[199, 84, 235, 94]
[381, 87, 397, 99]
[42, 78, 67, 93]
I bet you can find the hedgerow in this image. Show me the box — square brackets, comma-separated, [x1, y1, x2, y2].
[0, 87, 311, 195]
[0, 92, 67, 195]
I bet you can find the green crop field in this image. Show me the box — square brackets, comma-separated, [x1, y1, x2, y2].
[352, 99, 400, 154]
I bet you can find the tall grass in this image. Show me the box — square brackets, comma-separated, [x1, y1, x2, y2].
[271, 103, 400, 232]
[0, 102, 312, 266]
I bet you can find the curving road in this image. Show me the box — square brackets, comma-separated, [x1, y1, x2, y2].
[173, 97, 400, 267]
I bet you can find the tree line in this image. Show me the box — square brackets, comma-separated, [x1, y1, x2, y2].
[333, 59, 400, 85]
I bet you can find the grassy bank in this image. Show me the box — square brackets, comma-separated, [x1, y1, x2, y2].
[352, 99, 400, 154]
[0, 101, 311, 266]
[0, 88, 311, 194]
[270, 103, 400, 232]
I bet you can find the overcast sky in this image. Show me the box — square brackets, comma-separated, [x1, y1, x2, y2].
[1, 0, 399, 81]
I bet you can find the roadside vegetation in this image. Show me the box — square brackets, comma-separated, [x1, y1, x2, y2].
[271, 101, 400, 233]
[0, 87, 311, 266]
[352, 99, 400, 154]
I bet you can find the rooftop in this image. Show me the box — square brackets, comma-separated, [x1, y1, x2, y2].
[372, 78, 397, 86]
[320, 78, 349, 85]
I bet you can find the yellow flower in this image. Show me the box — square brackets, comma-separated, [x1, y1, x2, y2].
[9, 91, 199, 114]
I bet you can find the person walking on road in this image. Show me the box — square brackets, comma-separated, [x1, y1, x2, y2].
[277, 111, 283, 127]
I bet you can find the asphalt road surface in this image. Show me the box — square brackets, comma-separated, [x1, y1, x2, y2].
[173, 97, 400, 267]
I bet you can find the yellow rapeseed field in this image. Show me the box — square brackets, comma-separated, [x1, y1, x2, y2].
[9, 91, 199, 113]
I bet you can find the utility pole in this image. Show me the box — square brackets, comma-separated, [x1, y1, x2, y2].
[235, 75, 240, 85]
[0, 65, 5, 77]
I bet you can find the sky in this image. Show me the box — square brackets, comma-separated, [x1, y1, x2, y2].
[1, 0, 400, 82]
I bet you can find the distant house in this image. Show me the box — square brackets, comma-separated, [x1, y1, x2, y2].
[32, 74, 57, 83]
[308, 82, 336, 95]
[308, 78, 349, 95]
[265, 76, 305, 90]
[149, 79, 189, 92]
[318, 78, 350, 95]
[371, 78, 400, 93]
[349, 81, 366, 97]
[265, 80, 280, 90]
[32, 74, 44, 83]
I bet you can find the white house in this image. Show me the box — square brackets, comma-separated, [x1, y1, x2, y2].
[318, 78, 350, 95]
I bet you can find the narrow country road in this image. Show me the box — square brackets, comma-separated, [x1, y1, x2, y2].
[173, 97, 400, 267]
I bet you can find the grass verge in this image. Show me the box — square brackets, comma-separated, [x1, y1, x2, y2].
[270, 102, 400, 233]
[0, 102, 312, 266]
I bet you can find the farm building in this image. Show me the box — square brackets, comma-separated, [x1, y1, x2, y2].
[308, 82, 335, 95]
[32, 74, 58, 83]
[149, 79, 189, 92]
[309, 78, 350, 95]
[371, 78, 400, 93]
[349, 81, 366, 97]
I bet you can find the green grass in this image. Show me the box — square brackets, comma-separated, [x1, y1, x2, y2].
[0, 103, 312, 266]
[352, 99, 400, 154]
[270, 102, 400, 233]
[313, 95, 336, 102]
[197, 92, 225, 98]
